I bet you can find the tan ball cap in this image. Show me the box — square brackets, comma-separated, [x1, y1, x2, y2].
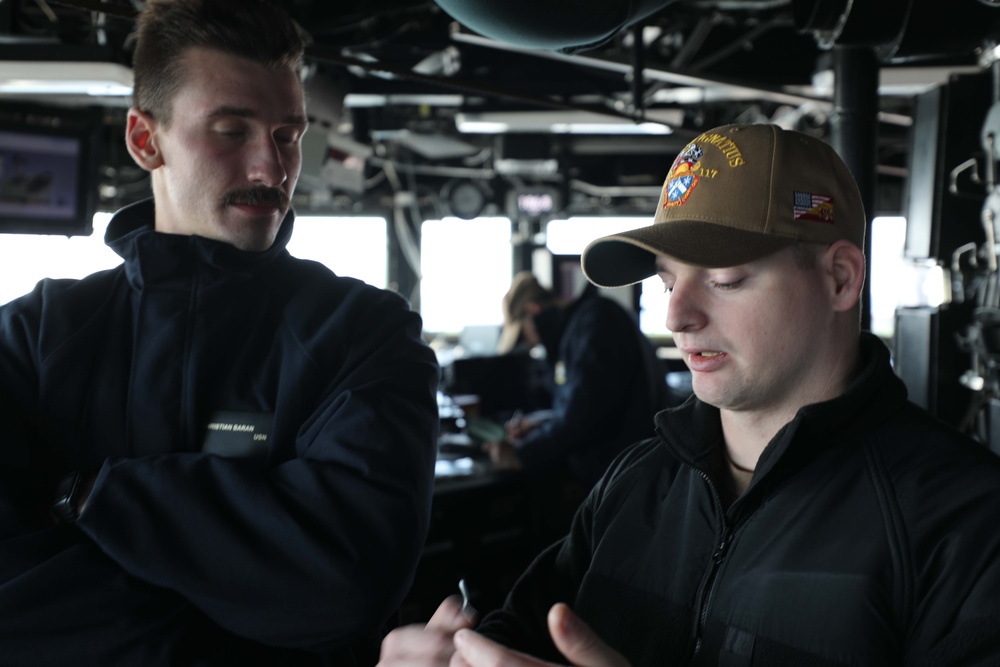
[581, 123, 867, 287]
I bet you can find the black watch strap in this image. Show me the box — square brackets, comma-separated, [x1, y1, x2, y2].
[52, 471, 85, 524]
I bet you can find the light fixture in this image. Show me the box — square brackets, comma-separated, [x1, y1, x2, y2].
[0, 62, 133, 97]
[455, 110, 677, 135]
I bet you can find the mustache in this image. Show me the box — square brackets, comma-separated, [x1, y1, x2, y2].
[222, 187, 290, 210]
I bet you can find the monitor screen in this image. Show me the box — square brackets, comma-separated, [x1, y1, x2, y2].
[0, 104, 99, 237]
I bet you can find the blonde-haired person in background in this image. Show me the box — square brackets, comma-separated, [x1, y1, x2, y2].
[485, 268, 670, 491]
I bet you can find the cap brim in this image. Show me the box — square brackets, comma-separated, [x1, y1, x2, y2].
[582, 220, 797, 287]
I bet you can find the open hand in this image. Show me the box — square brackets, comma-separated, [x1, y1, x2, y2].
[451, 603, 630, 667]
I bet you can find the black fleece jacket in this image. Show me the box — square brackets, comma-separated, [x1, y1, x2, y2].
[479, 333, 1000, 666]
[0, 199, 439, 666]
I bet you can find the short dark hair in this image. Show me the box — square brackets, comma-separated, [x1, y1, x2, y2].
[792, 241, 825, 270]
[131, 0, 307, 125]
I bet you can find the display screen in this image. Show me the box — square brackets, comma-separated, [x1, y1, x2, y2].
[0, 105, 98, 237]
[0, 129, 81, 222]
[517, 191, 555, 217]
[508, 185, 561, 220]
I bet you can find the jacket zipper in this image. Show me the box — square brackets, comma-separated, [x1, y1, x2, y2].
[690, 469, 731, 660]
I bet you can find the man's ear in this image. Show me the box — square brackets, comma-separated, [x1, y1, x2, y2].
[125, 108, 163, 171]
[824, 239, 866, 313]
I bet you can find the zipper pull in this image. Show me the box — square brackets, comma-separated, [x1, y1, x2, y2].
[712, 531, 732, 563]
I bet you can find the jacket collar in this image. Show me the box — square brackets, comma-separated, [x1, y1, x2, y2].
[655, 333, 908, 481]
[105, 198, 295, 290]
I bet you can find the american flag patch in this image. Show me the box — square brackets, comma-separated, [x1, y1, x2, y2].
[793, 191, 834, 223]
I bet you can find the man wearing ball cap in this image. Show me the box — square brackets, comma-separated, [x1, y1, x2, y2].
[582, 122, 865, 282]
[378, 124, 1000, 667]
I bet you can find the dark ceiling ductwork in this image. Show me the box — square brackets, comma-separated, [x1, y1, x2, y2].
[432, 0, 674, 52]
[0, 0, 992, 222]
[428, 0, 1000, 62]
[792, 0, 1000, 62]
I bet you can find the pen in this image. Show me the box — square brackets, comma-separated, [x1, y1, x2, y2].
[458, 578, 471, 613]
[507, 409, 523, 440]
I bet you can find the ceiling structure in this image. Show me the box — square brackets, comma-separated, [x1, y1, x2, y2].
[2, 0, 1000, 223]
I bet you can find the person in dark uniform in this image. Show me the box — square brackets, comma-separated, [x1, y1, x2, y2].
[484, 271, 670, 489]
[0, 1, 438, 664]
[378, 123, 1000, 667]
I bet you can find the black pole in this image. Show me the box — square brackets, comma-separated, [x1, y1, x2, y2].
[631, 22, 646, 119]
[831, 45, 878, 332]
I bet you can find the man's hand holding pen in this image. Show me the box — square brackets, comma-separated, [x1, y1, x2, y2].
[482, 410, 539, 471]
[378, 593, 632, 667]
[504, 410, 538, 441]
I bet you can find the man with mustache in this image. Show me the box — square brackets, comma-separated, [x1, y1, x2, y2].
[378, 124, 1000, 666]
[0, 1, 439, 664]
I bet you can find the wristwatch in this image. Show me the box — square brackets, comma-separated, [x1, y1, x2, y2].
[52, 471, 86, 524]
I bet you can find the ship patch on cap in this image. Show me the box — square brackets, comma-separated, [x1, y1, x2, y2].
[663, 143, 703, 208]
[792, 191, 834, 224]
[581, 124, 866, 288]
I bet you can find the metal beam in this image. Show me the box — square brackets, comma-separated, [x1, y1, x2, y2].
[450, 30, 833, 109]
